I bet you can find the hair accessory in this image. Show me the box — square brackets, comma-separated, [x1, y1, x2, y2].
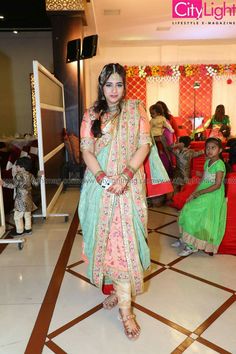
[99, 65, 108, 86]
[109, 72, 121, 81]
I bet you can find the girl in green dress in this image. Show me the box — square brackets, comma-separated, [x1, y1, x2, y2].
[177, 137, 227, 256]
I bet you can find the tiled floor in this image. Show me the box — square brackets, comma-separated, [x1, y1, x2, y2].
[1, 189, 236, 354]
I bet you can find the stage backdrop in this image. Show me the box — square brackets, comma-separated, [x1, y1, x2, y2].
[126, 77, 146, 105]
[125, 64, 236, 134]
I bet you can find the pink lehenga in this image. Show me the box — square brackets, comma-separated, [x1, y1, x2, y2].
[79, 99, 170, 295]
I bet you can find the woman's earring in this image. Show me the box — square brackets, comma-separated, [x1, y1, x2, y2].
[101, 94, 106, 100]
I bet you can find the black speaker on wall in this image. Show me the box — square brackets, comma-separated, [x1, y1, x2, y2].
[81, 35, 98, 59]
[66, 38, 81, 63]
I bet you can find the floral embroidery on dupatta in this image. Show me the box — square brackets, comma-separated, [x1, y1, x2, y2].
[80, 138, 94, 153]
[80, 108, 118, 155]
[80, 108, 97, 153]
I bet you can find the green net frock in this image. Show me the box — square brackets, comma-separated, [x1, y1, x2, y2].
[178, 159, 227, 253]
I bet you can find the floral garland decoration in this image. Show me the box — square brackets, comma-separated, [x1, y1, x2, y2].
[124, 64, 236, 82]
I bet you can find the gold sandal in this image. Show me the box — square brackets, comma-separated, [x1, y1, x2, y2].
[102, 291, 118, 310]
[118, 309, 141, 340]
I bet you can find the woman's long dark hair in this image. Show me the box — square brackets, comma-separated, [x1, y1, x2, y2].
[91, 63, 126, 138]
[155, 101, 171, 120]
[214, 104, 225, 122]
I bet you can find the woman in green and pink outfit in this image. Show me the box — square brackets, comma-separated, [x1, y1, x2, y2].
[79, 63, 171, 340]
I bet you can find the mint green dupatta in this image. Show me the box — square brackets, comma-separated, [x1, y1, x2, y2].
[79, 144, 114, 282]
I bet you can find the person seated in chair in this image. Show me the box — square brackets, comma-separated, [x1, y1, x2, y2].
[192, 105, 230, 142]
[209, 104, 231, 141]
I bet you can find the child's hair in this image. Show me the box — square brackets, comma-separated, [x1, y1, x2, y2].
[149, 104, 157, 114]
[15, 157, 32, 172]
[179, 136, 192, 148]
[205, 137, 223, 150]
[156, 101, 171, 120]
[149, 103, 164, 116]
[154, 103, 164, 116]
[205, 137, 225, 163]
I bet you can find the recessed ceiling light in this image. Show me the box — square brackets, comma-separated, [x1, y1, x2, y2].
[104, 9, 121, 16]
[13, 30, 18, 34]
[0, 15, 4, 19]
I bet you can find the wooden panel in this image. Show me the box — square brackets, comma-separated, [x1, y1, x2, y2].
[41, 108, 64, 156]
[0, 168, 6, 238]
[44, 149, 65, 207]
[39, 70, 63, 107]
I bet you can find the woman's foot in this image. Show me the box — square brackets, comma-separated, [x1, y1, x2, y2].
[118, 308, 141, 340]
[102, 291, 118, 310]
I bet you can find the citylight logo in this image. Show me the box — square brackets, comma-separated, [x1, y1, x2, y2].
[172, 0, 236, 20]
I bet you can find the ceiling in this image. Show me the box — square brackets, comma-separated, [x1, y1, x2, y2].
[1, 0, 236, 44]
[89, 0, 236, 45]
[0, 0, 51, 31]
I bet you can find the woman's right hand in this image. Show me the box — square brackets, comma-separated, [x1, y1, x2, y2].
[107, 175, 128, 195]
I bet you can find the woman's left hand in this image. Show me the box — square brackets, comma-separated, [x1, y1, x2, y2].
[187, 191, 201, 202]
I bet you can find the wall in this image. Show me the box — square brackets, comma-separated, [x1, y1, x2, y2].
[85, 43, 236, 134]
[50, 15, 84, 136]
[0, 32, 53, 136]
[1, 36, 236, 135]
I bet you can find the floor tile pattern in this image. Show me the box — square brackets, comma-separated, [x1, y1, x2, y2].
[1, 191, 236, 354]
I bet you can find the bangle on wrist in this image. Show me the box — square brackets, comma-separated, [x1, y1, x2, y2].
[95, 170, 103, 178]
[122, 165, 136, 181]
[95, 170, 106, 184]
[127, 165, 136, 174]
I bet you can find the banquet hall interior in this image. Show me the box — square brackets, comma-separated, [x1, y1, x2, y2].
[0, 1, 236, 353]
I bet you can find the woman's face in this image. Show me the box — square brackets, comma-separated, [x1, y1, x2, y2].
[103, 73, 124, 106]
